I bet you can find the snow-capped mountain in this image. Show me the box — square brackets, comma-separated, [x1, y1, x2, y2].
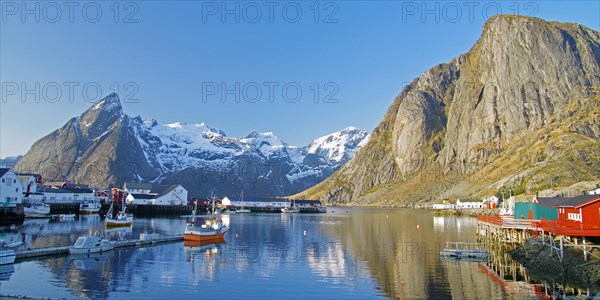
[15, 93, 369, 197]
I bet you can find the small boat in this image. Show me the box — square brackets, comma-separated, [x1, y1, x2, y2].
[236, 191, 250, 213]
[105, 203, 133, 227]
[80, 200, 101, 214]
[70, 235, 115, 254]
[281, 199, 299, 213]
[23, 202, 51, 218]
[0, 250, 16, 265]
[184, 197, 228, 242]
[440, 242, 488, 259]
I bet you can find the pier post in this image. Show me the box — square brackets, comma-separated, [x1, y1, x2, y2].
[560, 236, 564, 262]
[583, 237, 588, 262]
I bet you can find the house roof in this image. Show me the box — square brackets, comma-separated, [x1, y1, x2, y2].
[129, 193, 156, 200]
[556, 195, 600, 208]
[125, 182, 153, 190]
[533, 196, 570, 207]
[44, 181, 67, 187]
[0, 168, 10, 178]
[14, 172, 41, 177]
[151, 185, 181, 197]
[41, 187, 74, 194]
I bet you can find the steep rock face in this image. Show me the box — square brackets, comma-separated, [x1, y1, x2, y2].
[15, 93, 368, 197]
[299, 15, 600, 205]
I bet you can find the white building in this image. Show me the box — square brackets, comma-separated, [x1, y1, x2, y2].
[432, 203, 455, 209]
[587, 186, 600, 195]
[455, 198, 484, 209]
[124, 182, 152, 194]
[126, 184, 188, 205]
[0, 168, 24, 207]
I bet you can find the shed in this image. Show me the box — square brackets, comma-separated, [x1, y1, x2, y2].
[513, 202, 558, 221]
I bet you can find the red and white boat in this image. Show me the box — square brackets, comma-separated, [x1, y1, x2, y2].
[105, 203, 133, 227]
[184, 198, 228, 242]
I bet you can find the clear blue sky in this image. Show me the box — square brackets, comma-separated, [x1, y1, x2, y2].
[1, 1, 598, 157]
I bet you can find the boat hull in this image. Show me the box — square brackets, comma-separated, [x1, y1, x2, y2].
[70, 244, 114, 254]
[184, 231, 227, 242]
[0, 250, 16, 265]
[80, 208, 100, 215]
[106, 219, 133, 227]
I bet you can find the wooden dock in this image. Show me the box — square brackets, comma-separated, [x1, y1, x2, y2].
[15, 235, 183, 261]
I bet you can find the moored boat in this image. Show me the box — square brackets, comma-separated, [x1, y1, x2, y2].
[80, 200, 101, 214]
[184, 197, 228, 242]
[105, 203, 133, 227]
[281, 199, 299, 213]
[0, 250, 16, 265]
[23, 202, 51, 218]
[235, 191, 251, 213]
[69, 236, 115, 254]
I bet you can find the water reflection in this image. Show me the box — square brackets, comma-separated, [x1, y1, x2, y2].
[3, 210, 590, 299]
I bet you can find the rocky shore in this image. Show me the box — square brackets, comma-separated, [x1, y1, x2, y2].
[511, 237, 600, 290]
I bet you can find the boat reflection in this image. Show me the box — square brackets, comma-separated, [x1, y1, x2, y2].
[104, 225, 133, 241]
[0, 264, 15, 281]
[70, 251, 115, 270]
[184, 238, 225, 282]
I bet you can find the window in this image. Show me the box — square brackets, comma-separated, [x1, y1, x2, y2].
[16, 188, 18, 192]
[1, 178, 4, 183]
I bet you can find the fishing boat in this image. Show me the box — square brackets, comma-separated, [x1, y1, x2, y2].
[440, 242, 488, 259]
[23, 202, 51, 218]
[0, 239, 19, 266]
[105, 202, 133, 227]
[69, 235, 115, 254]
[184, 197, 228, 242]
[281, 199, 299, 213]
[0, 250, 15, 265]
[235, 191, 250, 213]
[80, 200, 101, 214]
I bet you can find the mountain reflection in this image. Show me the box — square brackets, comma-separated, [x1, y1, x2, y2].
[1, 210, 540, 299]
[318, 208, 500, 299]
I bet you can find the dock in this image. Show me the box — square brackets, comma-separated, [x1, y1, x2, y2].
[15, 235, 183, 261]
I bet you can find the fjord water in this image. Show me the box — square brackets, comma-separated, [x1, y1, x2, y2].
[1, 209, 525, 299]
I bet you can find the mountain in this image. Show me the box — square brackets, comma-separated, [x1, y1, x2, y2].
[0, 155, 22, 168]
[298, 15, 600, 206]
[14, 93, 368, 197]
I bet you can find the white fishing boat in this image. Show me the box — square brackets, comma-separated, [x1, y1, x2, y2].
[0, 240, 19, 265]
[105, 203, 133, 227]
[23, 202, 51, 218]
[281, 199, 299, 213]
[184, 197, 228, 242]
[69, 236, 115, 254]
[236, 191, 251, 213]
[0, 250, 15, 265]
[80, 200, 101, 214]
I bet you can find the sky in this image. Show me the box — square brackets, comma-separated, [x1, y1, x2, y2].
[1, 1, 598, 157]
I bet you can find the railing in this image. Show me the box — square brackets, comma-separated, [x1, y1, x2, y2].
[539, 219, 600, 236]
[477, 215, 540, 230]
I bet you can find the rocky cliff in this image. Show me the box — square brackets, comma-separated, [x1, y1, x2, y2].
[298, 15, 600, 205]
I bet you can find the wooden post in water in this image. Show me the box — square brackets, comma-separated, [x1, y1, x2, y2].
[583, 237, 588, 262]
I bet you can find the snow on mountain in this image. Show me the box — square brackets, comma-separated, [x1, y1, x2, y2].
[306, 127, 369, 163]
[15, 93, 369, 196]
[132, 118, 369, 184]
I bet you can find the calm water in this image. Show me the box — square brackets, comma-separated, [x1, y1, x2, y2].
[0, 208, 566, 299]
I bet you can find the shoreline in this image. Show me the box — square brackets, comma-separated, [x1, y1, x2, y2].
[511, 237, 600, 290]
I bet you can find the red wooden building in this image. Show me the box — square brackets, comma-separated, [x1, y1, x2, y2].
[537, 194, 600, 236]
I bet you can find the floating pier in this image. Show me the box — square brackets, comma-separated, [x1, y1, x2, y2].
[15, 235, 183, 261]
